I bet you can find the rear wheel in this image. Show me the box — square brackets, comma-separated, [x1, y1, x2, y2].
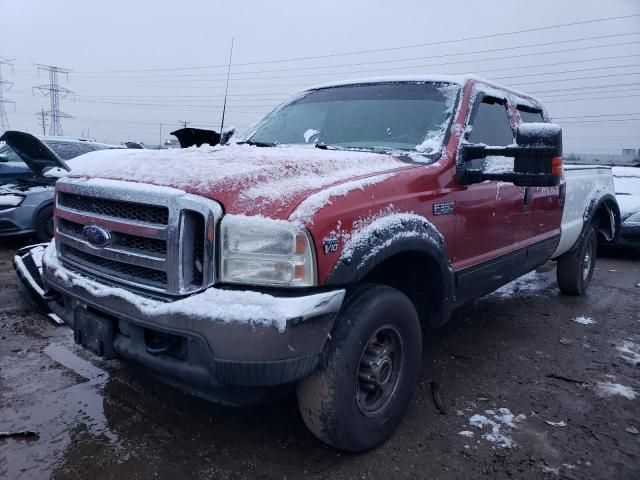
[296, 284, 422, 452]
[557, 226, 597, 295]
[35, 205, 54, 243]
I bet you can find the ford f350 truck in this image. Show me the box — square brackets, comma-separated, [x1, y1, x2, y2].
[14, 75, 621, 452]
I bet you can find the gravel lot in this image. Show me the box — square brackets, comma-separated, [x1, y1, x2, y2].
[1, 240, 639, 480]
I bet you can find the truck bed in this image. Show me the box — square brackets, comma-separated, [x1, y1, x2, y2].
[553, 165, 617, 258]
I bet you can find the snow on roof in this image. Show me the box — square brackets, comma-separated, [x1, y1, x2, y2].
[305, 74, 542, 108]
[306, 74, 473, 91]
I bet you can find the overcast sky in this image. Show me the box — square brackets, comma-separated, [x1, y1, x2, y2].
[1, 0, 639, 153]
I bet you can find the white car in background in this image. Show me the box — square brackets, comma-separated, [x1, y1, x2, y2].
[612, 166, 640, 248]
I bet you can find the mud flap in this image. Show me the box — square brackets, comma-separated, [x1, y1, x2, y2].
[74, 309, 117, 359]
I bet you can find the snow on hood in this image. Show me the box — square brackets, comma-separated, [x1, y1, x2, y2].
[64, 144, 413, 220]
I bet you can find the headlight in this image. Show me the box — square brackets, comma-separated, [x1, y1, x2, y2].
[220, 215, 316, 287]
[0, 194, 24, 207]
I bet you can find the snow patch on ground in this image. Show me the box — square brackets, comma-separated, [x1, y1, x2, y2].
[544, 420, 567, 427]
[458, 430, 474, 438]
[466, 408, 526, 448]
[616, 340, 640, 366]
[574, 316, 596, 325]
[595, 382, 638, 400]
[490, 270, 555, 299]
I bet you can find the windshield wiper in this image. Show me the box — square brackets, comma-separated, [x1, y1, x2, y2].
[314, 143, 342, 150]
[238, 140, 276, 147]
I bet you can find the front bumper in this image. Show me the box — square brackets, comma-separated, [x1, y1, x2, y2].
[40, 245, 345, 388]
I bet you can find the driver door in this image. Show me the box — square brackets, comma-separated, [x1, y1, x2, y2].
[452, 94, 527, 301]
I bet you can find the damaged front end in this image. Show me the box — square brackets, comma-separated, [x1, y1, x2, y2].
[13, 243, 64, 324]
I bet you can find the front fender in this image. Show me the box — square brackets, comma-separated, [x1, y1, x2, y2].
[326, 214, 455, 327]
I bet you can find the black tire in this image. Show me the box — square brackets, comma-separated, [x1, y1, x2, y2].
[296, 284, 422, 452]
[557, 226, 597, 295]
[35, 205, 54, 243]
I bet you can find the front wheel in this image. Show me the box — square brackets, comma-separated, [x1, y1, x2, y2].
[557, 226, 597, 295]
[296, 284, 422, 452]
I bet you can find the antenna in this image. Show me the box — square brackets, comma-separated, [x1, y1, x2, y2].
[178, 120, 191, 129]
[33, 64, 74, 136]
[219, 37, 234, 141]
[0, 58, 16, 133]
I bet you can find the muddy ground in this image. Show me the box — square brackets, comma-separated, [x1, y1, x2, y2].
[0, 240, 638, 480]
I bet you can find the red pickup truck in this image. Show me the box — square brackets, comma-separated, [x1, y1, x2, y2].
[15, 75, 621, 451]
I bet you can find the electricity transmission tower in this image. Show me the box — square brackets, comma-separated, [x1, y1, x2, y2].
[0, 58, 16, 134]
[33, 64, 73, 136]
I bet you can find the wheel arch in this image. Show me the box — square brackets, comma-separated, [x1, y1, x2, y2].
[584, 193, 621, 245]
[326, 216, 455, 329]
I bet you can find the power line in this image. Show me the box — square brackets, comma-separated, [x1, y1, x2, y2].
[543, 93, 640, 103]
[73, 33, 640, 79]
[527, 82, 640, 95]
[75, 13, 640, 73]
[536, 86, 640, 98]
[71, 35, 640, 85]
[553, 112, 640, 119]
[559, 118, 640, 124]
[33, 64, 74, 136]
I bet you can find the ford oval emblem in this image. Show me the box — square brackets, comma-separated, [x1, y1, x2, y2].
[82, 225, 111, 248]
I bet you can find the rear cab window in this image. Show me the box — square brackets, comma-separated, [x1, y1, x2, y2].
[467, 96, 514, 146]
[466, 95, 514, 170]
[517, 105, 545, 124]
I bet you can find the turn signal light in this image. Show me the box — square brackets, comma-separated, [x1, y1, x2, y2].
[551, 156, 563, 176]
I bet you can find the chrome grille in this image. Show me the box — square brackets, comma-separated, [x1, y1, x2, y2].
[54, 178, 221, 295]
[58, 192, 169, 224]
[61, 244, 168, 288]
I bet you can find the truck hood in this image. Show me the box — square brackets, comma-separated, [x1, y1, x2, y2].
[65, 144, 414, 219]
[0, 131, 70, 175]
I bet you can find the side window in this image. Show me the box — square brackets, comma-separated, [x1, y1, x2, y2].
[517, 105, 545, 123]
[467, 97, 514, 146]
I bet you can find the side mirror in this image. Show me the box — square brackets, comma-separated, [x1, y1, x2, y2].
[0, 153, 9, 163]
[458, 123, 563, 187]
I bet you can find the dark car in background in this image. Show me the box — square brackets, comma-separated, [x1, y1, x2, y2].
[613, 166, 640, 249]
[0, 132, 123, 241]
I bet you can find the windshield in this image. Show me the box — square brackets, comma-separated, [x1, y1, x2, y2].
[44, 141, 111, 160]
[0, 144, 25, 164]
[246, 82, 460, 155]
